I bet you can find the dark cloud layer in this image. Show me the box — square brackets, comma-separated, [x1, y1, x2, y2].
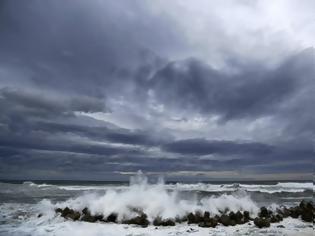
[0, 0, 314, 180]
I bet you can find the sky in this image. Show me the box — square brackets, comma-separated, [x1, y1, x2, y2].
[0, 0, 314, 181]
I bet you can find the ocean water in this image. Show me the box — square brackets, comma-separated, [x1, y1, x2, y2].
[0, 173, 313, 236]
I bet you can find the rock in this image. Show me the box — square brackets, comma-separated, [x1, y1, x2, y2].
[228, 212, 239, 225]
[161, 219, 175, 226]
[235, 211, 244, 224]
[55, 207, 81, 221]
[82, 207, 89, 215]
[243, 211, 250, 223]
[67, 211, 81, 221]
[259, 207, 270, 218]
[219, 214, 232, 226]
[279, 207, 290, 218]
[229, 212, 236, 221]
[270, 215, 278, 223]
[123, 213, 149, 227]
[194, 211, 203, 223]
[94, 214, 104, 222]
[37, 213, 43, 218]
[270, 214, 283, 223]
[199, 212, 217, 228]
[254, 217, 270, 228]
[187, 213, 196, 224]
[277, 225, 285, 228]
[230, 220, 236, 226]
[275, 214, 283, 222]
[153, 217, 175, 226]
[299, 200, 314, 211]
[81, 213, 97, 223]
[175, 215, 187, 223]
[301, 210, 313, 222]
[107, 213, 118, 223]
[289, 206, 301, 218]
[55, 208, 63, 214]
[299, 200, 314, 222]
[61, 207, 72, 217]
[199, 218, 218, 228]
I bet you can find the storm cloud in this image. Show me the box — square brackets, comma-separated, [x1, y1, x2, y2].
[0, 0, 314, 180]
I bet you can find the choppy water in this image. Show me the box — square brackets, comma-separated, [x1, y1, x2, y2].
[0, 174, 313, 236]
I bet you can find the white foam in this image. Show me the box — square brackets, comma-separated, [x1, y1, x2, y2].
[1, 174, 313, 236]
[17, 180, 313, 194]
[2, 213, 313, 236]
[166, 182, 313, 194]
[275, 182, 313, 190]
[50, 172, 259, 221]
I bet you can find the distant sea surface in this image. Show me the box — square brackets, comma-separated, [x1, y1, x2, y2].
[0, 176, 313, 236]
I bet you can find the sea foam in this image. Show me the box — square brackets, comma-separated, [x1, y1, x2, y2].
[51, 171, 259, 221]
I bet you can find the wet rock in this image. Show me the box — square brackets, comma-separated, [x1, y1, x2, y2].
[213, 215, 220, 222]
[106, 213, 118, 223]
[175, 215, 187, 223]
[67, 211, 81, 221]
[153, 217, 162, 226]
[56, 207, 81, 221]
[235, 211, 243, 220]
[94, 214, 104, 222]
[230, 211, 244, 224]
[187, 213, 196, 224]
[204, 211, 210, 220]
[55, 208, 63, 214]
[194, 211, 203, 223]
[301, 210, 313, 222]
[153, 217, 175, 226]
[259, 207, 271, 218]
[199, 218, 218, 228]
[299, 200, 314, 222]
[162, 219, 176, 227]
[61, 207, 72, 217]
[243, 211, 250, 221]
[37, 213, 43, 218]
[299, 200, 314, 211]
[270, 214, 280, 223]
[278, 207, 290, 218]
[81, 212, 97, 223]
[123, 213, 149, 227]
[219, 214, 233, 226]
[82, 207, 89, 215]
[289, 206, 301, 218]
[254, 217, 270, 228]
[277, 213, 285, 221]
[277, 225, 285, 228]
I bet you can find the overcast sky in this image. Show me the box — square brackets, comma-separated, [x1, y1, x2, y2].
[0, 0, 314, 181]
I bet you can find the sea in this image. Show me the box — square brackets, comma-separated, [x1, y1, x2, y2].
[0, 173, 313, 236]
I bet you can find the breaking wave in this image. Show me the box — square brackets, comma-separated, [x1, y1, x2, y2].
[42, 171, 259, 221]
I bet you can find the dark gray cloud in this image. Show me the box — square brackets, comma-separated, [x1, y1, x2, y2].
[0, 0, 314, 180]
[162, 139, 274, 156]
[150, 51, 313, 121]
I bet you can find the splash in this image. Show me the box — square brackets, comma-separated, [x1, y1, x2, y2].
[49, 171, 259, 221]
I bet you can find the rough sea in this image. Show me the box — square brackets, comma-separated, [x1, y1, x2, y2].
[0, 173, 313, 236]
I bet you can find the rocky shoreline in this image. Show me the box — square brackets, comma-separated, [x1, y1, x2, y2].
[54, 200, 314, 228]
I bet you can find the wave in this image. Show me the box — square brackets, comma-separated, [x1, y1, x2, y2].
[9, 180, 314, 194]
[167, 182, 312, 193]
[275, 182, 313, 189]
[45, 171, 259, 221]
[22, 181, 54, 189]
